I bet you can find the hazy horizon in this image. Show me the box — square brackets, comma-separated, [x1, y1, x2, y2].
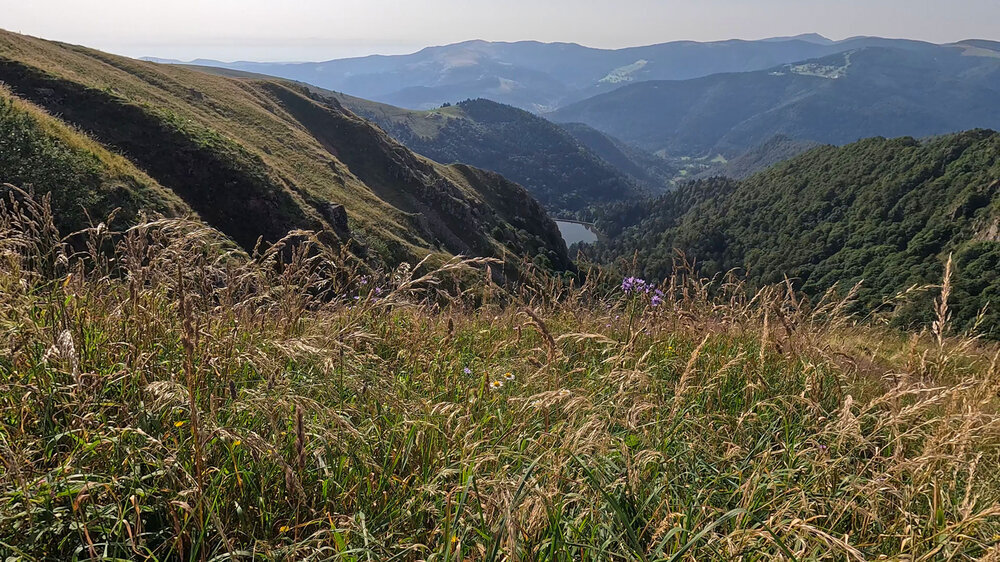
[4, 0, 1000, 62]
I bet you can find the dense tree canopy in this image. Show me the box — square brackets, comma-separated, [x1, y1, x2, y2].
[591, 130, 1000, 333]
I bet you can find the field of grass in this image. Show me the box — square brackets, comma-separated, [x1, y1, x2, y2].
[3, 193, 1000, 560]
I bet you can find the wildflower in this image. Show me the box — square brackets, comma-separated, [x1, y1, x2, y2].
[463, 366, 472, 375]
[651, 288, 665, 307]
[451, 536, 459, 544]
[174, 420, 186, 428]
[279, 525, 290, 533]
[504, 372, 515, 381]
[558, 389, 571, 397]
[621, 276, 648, 294]
[490, 380, 504, 390]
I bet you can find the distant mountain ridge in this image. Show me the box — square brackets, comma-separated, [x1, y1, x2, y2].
[550, 45, 1000, 157]
[152, 35, 960, 112]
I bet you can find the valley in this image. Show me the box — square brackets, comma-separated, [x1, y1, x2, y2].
[3, 19, 1000, 560]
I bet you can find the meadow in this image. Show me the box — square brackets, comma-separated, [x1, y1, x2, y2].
[3, 190, 1000, 560]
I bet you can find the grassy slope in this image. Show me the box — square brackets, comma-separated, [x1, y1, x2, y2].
[0, 87, 192, 231]
[3, 196, 1000, 560]
[0, 30, 569, 270]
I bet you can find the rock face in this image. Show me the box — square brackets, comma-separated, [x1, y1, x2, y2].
[321, 203, 350, 239]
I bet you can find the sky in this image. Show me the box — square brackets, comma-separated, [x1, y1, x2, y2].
[3, 0, 999, 62]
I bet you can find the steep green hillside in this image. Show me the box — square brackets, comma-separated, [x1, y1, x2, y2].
[323, 95, 648, 214]
[0, 88, 191, 232]
[593, 130, 1000, 332]
[0, 30, 569, 271]
[550, 47, 1000, 157]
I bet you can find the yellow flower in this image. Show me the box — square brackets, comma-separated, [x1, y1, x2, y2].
[174, 420, 186, 428]
[280, 525, 290, 533]
[233, 440, 241, 447]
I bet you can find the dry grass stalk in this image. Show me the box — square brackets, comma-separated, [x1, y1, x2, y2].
[933, 253, 953, 347]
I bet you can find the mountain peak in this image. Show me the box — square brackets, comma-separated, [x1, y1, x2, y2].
[762, 33, 834, 45]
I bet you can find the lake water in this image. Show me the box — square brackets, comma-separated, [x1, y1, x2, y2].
[555, 220, 598, 246]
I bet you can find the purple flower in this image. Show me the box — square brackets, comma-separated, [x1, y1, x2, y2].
[622, 276, 655, 295]
[651, 289, 665, 307]
[463, 367, 472, 375]
[621, 276, 642, 294]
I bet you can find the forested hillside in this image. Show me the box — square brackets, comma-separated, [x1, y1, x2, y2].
[328, 95, 651, 214]
[559, 122, 677, 188]
[694, 135, 822, 180]
[592, 130, 1000, 332]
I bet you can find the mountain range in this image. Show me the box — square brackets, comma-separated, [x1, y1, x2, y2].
[153, 35, 1000, 171]
[148, 34, 951, 112]
[550, 42, 1000, 157]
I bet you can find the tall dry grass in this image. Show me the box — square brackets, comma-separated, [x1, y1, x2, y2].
[2, 190, 1000, 560]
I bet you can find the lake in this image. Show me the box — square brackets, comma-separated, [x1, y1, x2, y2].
[555, 220, 599, 246]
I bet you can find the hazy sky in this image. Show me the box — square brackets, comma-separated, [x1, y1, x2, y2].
[4, 0, 999, 61]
